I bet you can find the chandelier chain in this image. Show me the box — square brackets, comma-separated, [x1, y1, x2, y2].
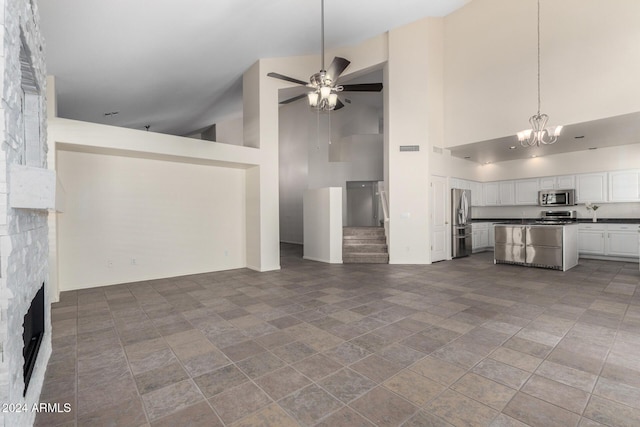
[537, 0, 541, 115]
[518, 0, 562, 148]
[321, 0, 325, 71]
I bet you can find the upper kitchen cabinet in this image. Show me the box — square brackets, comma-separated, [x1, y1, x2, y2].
[451, 178, 484, 206]
[539, 177, 555, 190]
[484, 181, 515, 206]
[470, 181, 484, 206]
[539, 175, 575, 190]
[608, 170, 640, 202]
[576, 172, 608, 203]
[557, 175, 576, 190]
[450, 177, 462, 190]
[515, 179, 540, 205]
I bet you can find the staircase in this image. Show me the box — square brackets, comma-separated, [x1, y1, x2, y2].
[343, 227, 389, 264]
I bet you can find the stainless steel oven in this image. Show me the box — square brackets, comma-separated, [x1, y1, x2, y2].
[538, 189, 576, 207]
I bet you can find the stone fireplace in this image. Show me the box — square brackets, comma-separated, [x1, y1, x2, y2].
[0, 1, 54, 426]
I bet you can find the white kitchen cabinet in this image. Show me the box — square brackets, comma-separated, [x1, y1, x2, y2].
[557, 175, 576, 189]
[451, 178, 483, 206]
[606, 224, 640, 257]
[484, 183, 499, 206]
[578, 224, 606, 255]
[578, 223, 640, 259]
[539, 175, 575, 190]
[484, 181, 515, 205]
[471, 181, 484, 206]
[499, 181, 515, 205]
[608, 170, 640, 202]
[576, 173, 607, 203]
[515, 178, 540, 205]
[472, 223, 489, 252]
[539, 176, 556, 190]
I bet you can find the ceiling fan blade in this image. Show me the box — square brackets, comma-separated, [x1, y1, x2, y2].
[341, 83, 383, 92]
[325, 57, 350, 82]
[280, 93, 307, 105]
[267, 72, 308, 86]
[334, 99, 345, 110]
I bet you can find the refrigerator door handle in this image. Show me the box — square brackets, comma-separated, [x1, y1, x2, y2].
[461, 191, 469, 225]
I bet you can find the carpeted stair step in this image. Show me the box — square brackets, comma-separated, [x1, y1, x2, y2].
[342, 253, 390, 264]
[342, 226, 388, 264]
[343, 243, 388, 254]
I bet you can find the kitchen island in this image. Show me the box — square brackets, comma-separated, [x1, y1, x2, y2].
[494, 223, 578, 271]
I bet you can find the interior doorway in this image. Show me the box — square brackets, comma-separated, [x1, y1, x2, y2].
[346, 181, 379, 227]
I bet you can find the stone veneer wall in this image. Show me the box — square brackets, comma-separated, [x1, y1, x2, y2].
[0, 0, 50, 426]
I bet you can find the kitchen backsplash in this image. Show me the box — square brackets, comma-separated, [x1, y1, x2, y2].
[473, 202, 640, 219]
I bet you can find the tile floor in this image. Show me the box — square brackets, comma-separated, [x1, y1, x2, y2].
[37, 244, 640, 426]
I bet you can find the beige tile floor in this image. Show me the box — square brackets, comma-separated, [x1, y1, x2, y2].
[37, 244, 640, 426]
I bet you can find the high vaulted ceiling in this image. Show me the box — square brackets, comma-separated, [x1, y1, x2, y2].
[39, 0, 469, 136]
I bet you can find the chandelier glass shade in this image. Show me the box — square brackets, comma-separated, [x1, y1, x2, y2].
[519, 0, 562, 148]
[308, 70, 342, 111]
[518, 113, 563, 147]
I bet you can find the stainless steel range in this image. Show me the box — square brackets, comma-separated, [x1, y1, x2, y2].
[536, 210, 578, 225]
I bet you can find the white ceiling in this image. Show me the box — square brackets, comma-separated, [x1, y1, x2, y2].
[39, 0, 469, 136]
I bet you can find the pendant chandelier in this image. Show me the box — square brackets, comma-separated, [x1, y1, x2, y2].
[518, 0, 562, 147]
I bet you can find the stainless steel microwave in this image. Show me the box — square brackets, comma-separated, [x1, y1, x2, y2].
[538, 189, 576, 206]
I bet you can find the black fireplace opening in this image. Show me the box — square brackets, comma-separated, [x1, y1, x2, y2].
[23, 283, 44, 396]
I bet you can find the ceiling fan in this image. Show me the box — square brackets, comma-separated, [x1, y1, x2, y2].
[267, 0, 383, 111]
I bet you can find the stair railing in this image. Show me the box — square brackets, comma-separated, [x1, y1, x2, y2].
[377, 181, 390, 246]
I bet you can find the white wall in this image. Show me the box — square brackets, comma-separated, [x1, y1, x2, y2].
[386, 18, 439, 264]
[56, 150, 246, 290]
[48, 117, 262, 294]
[444, 0, 640, 147]
[279, 100, 383, 245]
[303, 187, 342, 263]
[216, 116, 244, 146]
[243, 59, 282, 272]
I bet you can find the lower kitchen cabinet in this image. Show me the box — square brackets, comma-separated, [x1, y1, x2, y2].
[472, 223, 489, 252]
[578, 224, 606, 255]
[578, 223, 640, 259]
[606, 224, 640, 257]
[488, 223, 496, 248]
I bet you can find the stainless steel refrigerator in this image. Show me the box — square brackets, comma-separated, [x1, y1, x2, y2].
[451, 188, 472, 258]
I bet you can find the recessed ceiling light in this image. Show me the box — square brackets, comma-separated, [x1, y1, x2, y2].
[484, 161, 491, 164]
[531, 155, 537, 158]
[574, 135, 585, 139]
[509, 146, 517, 150]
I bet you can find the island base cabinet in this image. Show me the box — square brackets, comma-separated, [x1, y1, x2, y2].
[494, 224, 578, 271]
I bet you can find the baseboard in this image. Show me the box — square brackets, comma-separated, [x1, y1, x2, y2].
[303, 255, 337, 264]
[579, 255, 639, 263]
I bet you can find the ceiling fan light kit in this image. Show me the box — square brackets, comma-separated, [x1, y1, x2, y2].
[519, 0, 562, 148]
[267, 0, 382, 112]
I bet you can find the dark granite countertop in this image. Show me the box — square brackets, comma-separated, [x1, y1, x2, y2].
[575, 218, 640, 224]
[473, 218, 640, 224]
